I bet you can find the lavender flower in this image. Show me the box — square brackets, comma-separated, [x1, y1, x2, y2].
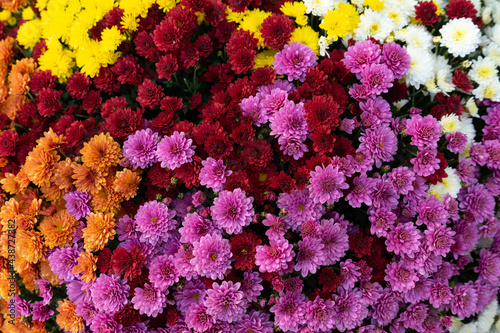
[424, 224, 455, 257]
[156, 131, 196, 170]
[270, 291, 307, 332]
[278, 135, 308, 160]
[116, 215, 138, 241]
[475, 249, 500, 285]
[446, 132, 468, 153]
[400, 302, 428, 331]
[359, 96, 392, 127]
[360, 63, 394, 95]
[31, 301, 54, 321]
[234, 310, 273, 333]
[199, 158, 232, 192]
[269, 101, 308, 139]
[210, 188, 254, 235]
[123, 128, 159, 169]
[458, 184, 495, 223]
[388, 166, 415, 195]
[308, 164, 349, 205]
[304, 297, 335, 332]
[370, 289, 400, 326]
[273, 41, 317, 82]
[149, 254, 180, 291]
[358, 126, 398, 168]
[451, 282, 479, 319]
[277, 189, 324, 231]
[48, 243, 82, 282]
[179, 212, 217, 243]
[173, 278, 207, 315]
[75, 301, 98, 325]
[294, 237, 325, 277]
[255, 237, 295, 273]
[35, 279, 52, 305]
[204, 281, 247, 323]
[405, 115, 442, 150]
[381, 42, 411, 79]
[135, 200, 177, 246]
[415, 195, 449, 226]
[340, 259, 362, 289]
[64, 190, 91, 220]
[90, 312, 123, 333]
[386, 222, 421, 258]
[260, 88, 288, 117]
[240, 271, 263, 302]
[318, 219, 349, 265]
[429, 281, 452, 308]
[342, 40, 381, 74]
[191, 233, 232, 280]
[384, 261, 419, 293]
[131, 283, 167, 317]
[369, 207, 396, 237]
[345, 174, 377, 208]
[91, 274, 129, 314]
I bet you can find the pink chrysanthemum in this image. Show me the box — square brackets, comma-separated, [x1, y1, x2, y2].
[210, 188, 254, 234]
[255, 237, 295, 273]
[204, 281, 247, 323]
[156, 131, 196, 170]
[358, 126, 398, 168]
[405, 115, 442, 150]
[294, 237, 325, 277]
[386, 222, 422, 258]
[191, 233, 232, 280]
[273, 41, 317, 82]
[308, 164, 349, 205]
[384, 261, 419, 293]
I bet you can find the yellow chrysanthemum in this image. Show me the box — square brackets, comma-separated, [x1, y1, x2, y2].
[0, 10, 11, 22]
[16, 230, 45, 264]
[280, 1, 308, 26]
[22, 7, 35, 20]
[39, 210, 78, 248]
[239, 9, 272, 48]
[100, 26, 126, 52]
[226, 8, 245, 24]
[82, 212, 116, 252]
[17, 19, 43, 49]
[156, 0, 178, 12]
[364, 0, 384, 11]
[72, 164, 107, 194]
[113, 169, 141, 200]
[75, 39, 103, 78]
[254, 50, 277, 69]
[24, 147, 60, 187]
[56, 300, 85, 333]
[38, 40, 74, 82]
[81, 133, 122, 172]
[72, 251, 97, 283]
[121, 12, 140, 32]
[290, 26, 320, 55]
[320, 3, 360, 41]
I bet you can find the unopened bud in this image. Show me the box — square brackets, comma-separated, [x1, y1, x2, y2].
[385, 35, 395, 43]
[462, 60, 472, 68]
[432, 36, 441, 44]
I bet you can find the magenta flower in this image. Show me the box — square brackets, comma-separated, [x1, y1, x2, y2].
[294, 237, 325, 277]
[31, 301, 54, 321]
[345, 174, 377, 208]
[199, 158, 232, 192]
[255, 237, 295, 273]
[386, 222, 421, 258]
[269, 100, 308, 139]
[304, 296, 335, 332]
[458, 184, 495, 223]
[331, 287, 368, 332]
[156, 131, 196, 170]
[179, 212, 217, 243]
[90, 313, 123, 333]
[149, 254, 180, 291]
[371, 290, 400, 326]
[135, 200, 177, 246]
[405, 115, 442, 150]
[273, 41, 317, 82]
[90, 274, 129, 314]
[234, 310, 273, 333]
[368, 207, 396, 237]
[411, 147, 440, 177]
[388, 166, 415, 195]
[270, 291, 307, 332]
[278, 135, 308, 160]
[451, 282, 478, 319]
[64, 190, 91, 220]
[260, 88, 289, 117]
[240, 271, 263, 302]
[185, 304, 216, 332]
[308, 164, 349, 205]
[342, 40, 381, 74]
[424, 224, 455, 257]
[381, 42, 411, 79]
[360, 63, 394, 95]
[131, 283, 167, 317]
[173, 278, 206, 315]
[429, 281, 452, 308]
[277, 189, 324, 231]
[204, 281, 247, 323]
[318, 219, 349, 265]
[358, 126, 398, 168]
[191, 233, 232, 280]
[446, 132, 468, 153]
[415, 196, 449, 226]
[211, 188, 254, 234]
[384, 261, 419, 293]
[475, 249, 500, 285]
[400, 302, 428, 331]
[240, 95, 267, 126]
[340, 259, 361, 289]
[123, 128, 159, 169]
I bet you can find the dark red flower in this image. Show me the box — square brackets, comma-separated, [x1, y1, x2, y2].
[134, 31, 155, 58]
[226, 29, 258, 59]
[192, 122, 224, 146]
[82, 90, 102, 115]
[205, 133, 233, 159]
[240, 139, 272, 171]
[387, 80, 409, 103]
[349, 232, 374, 258]
[225, 171, 250, 193]
[66, 72, 91, 100]
[101, 97, 129, 119]
[203, 0, 227, 26]
[104, 7, 124, 29]
[110, 247, 146, 280]
[304, 95, 341, 131]
[230, 231, 262, 270]
[114, 304, 141, 327]
[51, 115, 75, 135]
[156, 54, 179, 81]
[284, 276, 303, 293]
[250, 67, 276, 86]
[446, 0, 477, 21]
[415, 1, 440, 26]
[160, 96, 184, 112]
[332, 136, 355, 157]
[32, 39, 47, 62]
[112, 54, 144, 86]
[270, 171, 296, 193]
[29, 70, 56, 95]
[174, 155, 202, 188]
[168, 6, 199, 35]
[17, 131, 38, 164]
[153, 19, 183, 52]
[227, 0, 252, 12]
[150, 110, 177, 135]
[104, 107, 144, 141]
[180, 45, 200, 70]
[452, 69, 473, 93]
[318, 267, 341, 293]
[190, 93, 202, 110]
[430, 93, 464, 119]
[261, 14, 295, 50]
[424, 152, 448, 185]
[230, 118, 255, 145]
[148, 163, 175, 188]
[128, 267, 149, 299]
[311, 126, 336, 155]
[36, 88, 62, 117]
[65, 121, 85, 149]
[137, 79, 164, 109]
[170, 120, 195, 137]
[195, 34, 213, 59]
[96, 248, 112, 274]
[0, 130, 18, 157]
[228, 48, 256, 74]
[93, 67, 121, 93]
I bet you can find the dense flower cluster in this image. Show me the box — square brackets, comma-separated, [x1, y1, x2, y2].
[0, 0, 500, 332]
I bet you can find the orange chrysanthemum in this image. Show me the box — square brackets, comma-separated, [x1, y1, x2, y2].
[16, 230, 45, 264]
[0, 0, 28, 11]
[8, 58, 36, 96]
[113, 169, 141, 200]
[0, 37, 14, 65]
[36, 128, 65, 153]
[81, 133, 122, 172]
[15, 214, 35, 231]
[82, 212, 116, 252]
[72, 164, 106, 194]
[72, 251, 97, 283]
[0, 172, 19, 195]
[39, 258, 59, 285]
[0, 94, 28, 120]
[40, 181, 66, 203]
[24, 147, 60, 187]
[23, 197, 42, 217]
[91, 180, 122, 214]
[0, 198, 19, 231]
[17, 260, 39, 291]
[39, 210, 78, 248]
[56, 300, 84, 333]
[0, 268, 16, 300]
[54, 158, 77, 191]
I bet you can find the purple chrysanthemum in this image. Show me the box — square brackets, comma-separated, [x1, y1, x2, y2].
[403, 278, 431, 304]
[115, 215, 138, 241]
[199, 158, 232, 192]
[388, 166, 415, 195]
[368, 207, 396, 237]
[429, 281, 452, 308]
[415, 196, 449, 226]
[345, 174, 376, 208]
[401, 302, 428, 331]
[270, 291, 307, 332]
[294, 237, 325, 277]
[308, 164, 349, 205]
[360, 63, 394, 95]
[90, 312, 123, 333]
[446, 132, 468, 153]
[358, 126, 398, 168]
[204, 281, 247, 323]
[342, 40, 381, 74]
[269, 101, 308, 139]
[35, 278, 53, 305]
[405, 115, 442, 150]
[75, 301, 98, 325]
[135, 200, 177, 246]
[458, 184, 496, 223]
[381, 42, 411, 79]
[359, 96, 392, 128]
[234, 310, 274, 333]
[191, 233, 232, 280]
[210, 188, 254, 235]
[91, 274, 129, 314]
[411, 147, 440, 177]
[255, 237, 295, 273]
[66, 280, 91, 304]
[349, 83, 373, 101]
[475, 249, 500, 285]
[370, 289, 400, 326]
[131, 283, 167, 317]
[384, 261, 419, 293]
[240, 95, 267, 126]
[185, 304, 215, 332]
[273, 41, 317, 82]
[340, 259, 362, 289]
[156, 131, 196, 170]
[424, 224, 455, 257]
[304, 296, 335, 332]
[179, 212, 217, 243]
[149, 254, 180, 291]
[173, 278, 207, 315]
[123, 128, 159, 169]
[278, 134, 308, 160]
[31, 301, 54, 321]
[451, 282, 479, 319]
[12, 295, 30, 317]
[331, 287, 368, 332]
[386, 222, 421, 258]
[318, 219, 349, 265]
[64, 190, 91, 220]
[260, 88, 289, 117]
[469, 142, 489, 166]
[48, 243, 82, 282]
[239, 271, 263, 303]
[277, 189, 324, 231]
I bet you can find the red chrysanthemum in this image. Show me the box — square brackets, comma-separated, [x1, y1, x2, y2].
[446, 0, 477, 20]
[261, 14, 295, 50]
[200, 102, 227, 123]
[148, 163, 175, 188]
[424, 152, 448, 185]
[240, 139, 272, 171]
[134, 31, 155, 58]
[174, 155, 202, 188]
[104, 107, 145, 141]
[96, 248, 112, 274]
[195, 34, 213, 59]
[230, 119, 255, 145]
[168, 6, 199, 35]
[82, 90, 102, 115]
[36, 88, 63, 117]
[137, 79, 164, 109]
[226, 29, 258, 59]
[114, 304, 141, 328]
[51, 115, 74, 135]
[304, 68, 327, 95]
[65, 121, 85, 149]
[318, 267, 341, 293]
[387, 80, 409, 103]
[111, 54, 144, 86]
[180, 46, 200, 70]
[0, 129, 18, 157]
[250, 67, 276, 86]
[189, 93, 202, 110]
[332, 136, 355, 157]
[66, 72, 92, 100]
[227, 0, 252, 12]
[215, 21, 238, 44]
[153, 19, 184, 52]
[94, 67, 121, 93]
[32, 39, 47, 62]
[430, 93, 464, 119]
[304, 95, 342, 131]
[349, 232, 374, 258]
[452, 69, 473, 93]
[270, 171, 296, 193]
[160, 96, 184, 113]
[150, 110, 177, 135]
[104, 7, 124, 29]
[228, 48, 256, 74]
[192, 122, 224, 146]
[415, 1, 440, 26]
[202, 0, 227, 26]
[204, 133, 233, 159]
[230, 231, 262, 270]
[311, 126, 336, 155]
[110, 247, 146, 280]
[225, 171, 251, 193]
[128, 267, 149, 299]
[29, 70, 56, 94]
[101, 97, 129, 119]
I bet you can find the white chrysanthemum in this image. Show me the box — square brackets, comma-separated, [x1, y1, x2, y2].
[382, 3, 411, 30]
[384, 0, 417, 16]
[483, 43, 500, 66]
[477, 300, 498, 333]
[450, 317, 463, 333]
[486, 24, 500, 45]
[440, 114, 461, 134]
[425, 55, 455, 95]
[395, 24, 433, 50]
[318, 36, 332, 57]
[473, 78, 500, 102]
[458, 322, 479, 333]
[303, 0, 334, 16]
[441, 167, 461, 198]
[460, 114, 476, 143]
[354, 9, 395, 42]
[428, 183, 447, 201]
[469, 56, 498, 84]
[440, 18, 481, 57]
[404, 47, 434, 88]
[493, 2, 500, 25]
[465, 97, 479, 118]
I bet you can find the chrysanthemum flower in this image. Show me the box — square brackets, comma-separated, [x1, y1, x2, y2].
[384, 261, 419, 292]
[230, 231, 262, 271]
[255, 237, 295, 273]
[156, 131, 196, 170]
[439, 18, 481, 57]
[451, 282, 478, 319]
[211, 188, 254, 235]
[64, 190, 91, 220]
[271, 291, 307, 332]
[24, 147, 59, 187]
[72, 163, 107, 194]
[91, 274, 129, 314]
[90, 312, 123, 333]
[199, 158, 232, 192]
[135, 200, 177, 246]
[39, 210, 79, 248]
[149, 254, 180, 291]
[16, 230, 45, 264]
[294, 237, 325, 277]
[191, 233, 232, 280]
[308, 164, 348, 205]
[273, 41, 317, 82]
[123, 128, 159, 169]
[54, 158, 77, 191]
[72, 251, 97, 283]
[113, 169, 141, 200]
[185, 303, 216, 332]
[56, 300, 85, 333]
[132, 283, 167, 317]
[234, 310, 273, 333]
[82, 212, 116, 252]
[205, 281, 247, 323]
[81, 133, 121, 172]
